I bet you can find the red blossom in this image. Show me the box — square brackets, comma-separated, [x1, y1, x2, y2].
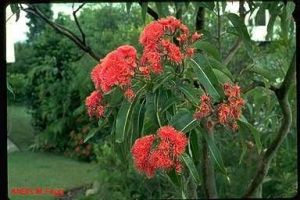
[224, 82, 241, 98]
[85, 91, 105, 118]
[191, 32, 202, 42]
[160, 39, 183, 63]
[131, 126, 188, 178]
[124, 88, 135, 101]
[91, 45, 137, 93]
[194, 94, 212, 120]
[217, 103, 231, 124]
[131, 134, 156, 178]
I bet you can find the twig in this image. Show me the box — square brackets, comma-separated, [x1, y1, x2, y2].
[217, 1, 221, 55]
[22, 4, 100, 62]
[72, 3, 86, 45]
[223, 39, 243, 66]
[223, 0, 245, 66]
[243, 51, 296, 198]
[138, 2, 159, 20]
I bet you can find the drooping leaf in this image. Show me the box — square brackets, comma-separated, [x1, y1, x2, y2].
[226, 13, 253, 57]
[197, 128, 227, 175]
[84, 127, 101, 143]
[170, 109, 198, 133]
[7, 81, 15, 98]
[206, 56, 234, 80]
[115, 101, 134, 143]
[141, 2, 148, 23]
[189, 130, 200, 165]
[142, 93, 160, 134]
[182, 153, 201, 185]
[126, 2, 133, 14]
[10, 4, 20, 22]
[153, 72, 172, 92]
[178, 83, 203, 106]
[194, 40, 221, 61]
[238, 115, 262, 154]
[188, 58, 221, 101]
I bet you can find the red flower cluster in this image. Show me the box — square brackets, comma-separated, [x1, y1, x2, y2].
[131, 126, 188, 178]
[139, 16, 202, 75]
[193, 83, 245, 131]
[91, 45, 137, 96]
[85, 91, 105, 118]
[217, 83, 245, 130]
[193, 94, 212, 120]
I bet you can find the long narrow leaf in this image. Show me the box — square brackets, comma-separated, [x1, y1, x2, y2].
[182, 153, 201, 185]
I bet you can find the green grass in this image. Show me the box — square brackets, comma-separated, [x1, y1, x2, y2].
[8, 151, 98, 200]
[7, 105, 35, 150]
[7, 106, 99, 199]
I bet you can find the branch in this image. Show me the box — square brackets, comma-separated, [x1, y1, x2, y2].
[195, 7, 205, 31]
[201, 126, 218, 199]
[243, 51, 296, 198]
[223, 39, 242, 66]
[22, 4, 100, 62]
[138, 2, 159, 20]
[72, 3, 86, 45]
[223, 0, 245, 66]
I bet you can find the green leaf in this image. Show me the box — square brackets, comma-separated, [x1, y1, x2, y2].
[238, 116, 262, 154]
[195, 2, 215, 11]
[7, 81, 15, 98]
[178, 83, 203, 106]
[155, 2, 164, 18]
[226, 13, 253, 57]
[198, 128, 227, 175]
[206, 56, 234, 80]
[10, 4, 20, 22]
[166, 169, 181, 188]
[142, 93, 160, 134]
[126, 2, 133, 14]
[141, 2, 148, 23]
[188, 58, 221, 101]
[115, 100, 134, 143]
[189, 130, 200, 165]
[212, 68, 233, 83]
[170, 109, 198, 133]
[153, 73, 172, 92]
[250, 64, 277, 82]
[84, 127, 99, 143]
[194, 41, 221, 61]
[182, 153, 201, 185]
[131, 98, 146, 145]
[239, 141, 247, 165]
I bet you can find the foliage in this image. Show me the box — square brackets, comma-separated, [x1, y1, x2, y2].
[7, 1, 296, 199]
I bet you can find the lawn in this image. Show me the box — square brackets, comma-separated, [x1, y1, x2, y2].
[7, 105, 99, 200]
[8, 151, 98, 200]
[7, 105, 35, 150]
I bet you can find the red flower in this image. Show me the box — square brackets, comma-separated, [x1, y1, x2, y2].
[157, 126, 188, 157]
[139, 22, 164, 48]
[223, 82, 241, 98]
[161, 39, 183, 63]
[85, 91, 105, 118]
[131, 134, 156, 178]
[91, 45, 137, 93]
[124, 88, 135, 101]
[217, 103, 231, 124]
[191, 32, 202, 42]
[185, 48, 195, 58]
[139, 16, 203, 75]
[194, 94, 212, 120]
[131, 126, 188, 178]
[140, 50, 163, 74]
